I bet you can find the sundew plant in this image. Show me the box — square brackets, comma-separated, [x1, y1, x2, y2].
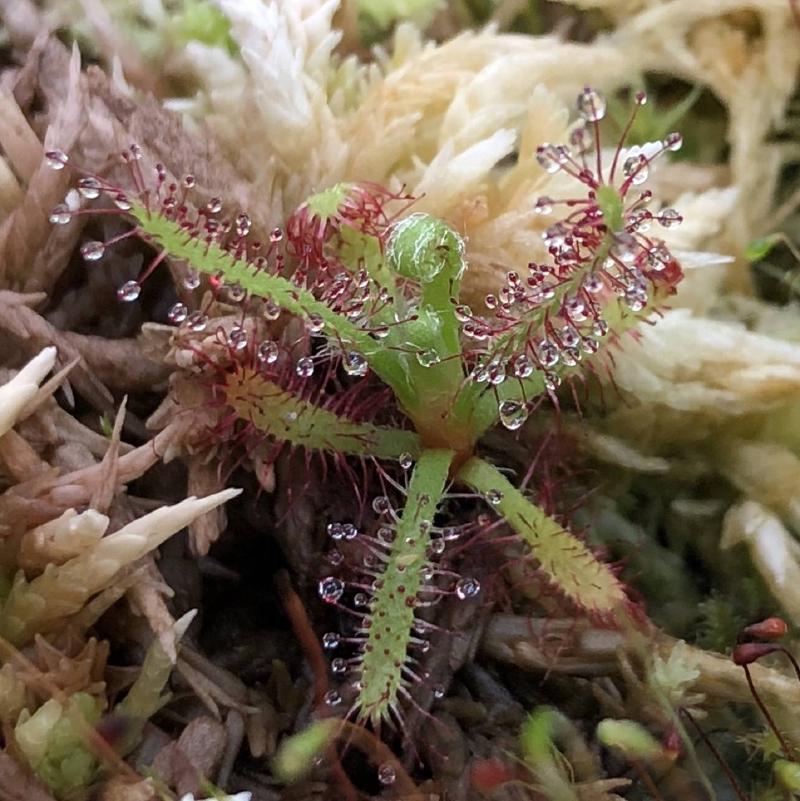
[49, 88, 684, 730]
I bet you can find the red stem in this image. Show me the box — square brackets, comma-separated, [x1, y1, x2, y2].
[679, 708, 750, 801]
[743, 664, 796, 760]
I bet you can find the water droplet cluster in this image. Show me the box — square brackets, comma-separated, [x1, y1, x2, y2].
[318, 487, 484, 722]
[455, 88, 684, 424]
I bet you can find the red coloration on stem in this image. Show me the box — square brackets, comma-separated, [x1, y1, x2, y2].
[679, 708, 751, 801]
[740, 617, 788, 642]
[661, 725, 682, 760]
[286, 182, 414, 273]
[732, 642, 781, 666]
[469, 758, 517, 793]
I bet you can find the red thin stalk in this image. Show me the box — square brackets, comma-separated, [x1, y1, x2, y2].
[742, 664, 796, 761]
[679, 708, 750, 801]
[630, 759, 666, 801]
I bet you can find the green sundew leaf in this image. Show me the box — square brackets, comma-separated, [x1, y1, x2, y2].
[384, 214, 467, 424]
[339, 226, 396, 291]
[596, 185, 624, 234]
[225, 369, 421, 460]
[457, 457, 629, 616]
[466, 270, 679, 438]
[273, 719, 338, 783]
[129, 202, 412, 400]
[356, 448, 453, 723]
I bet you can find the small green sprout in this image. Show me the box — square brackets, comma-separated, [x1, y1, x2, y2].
[15, 693, 102, 797]
[596, 719, 663, 762]
[272, 719, 338, 783]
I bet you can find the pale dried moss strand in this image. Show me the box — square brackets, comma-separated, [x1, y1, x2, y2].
[719, 441, 800, 533]
[722, 501, 800, 626]
[18, 508, 109, 570]
[0, 346, 56, 437]
[0, 489, 241, 645]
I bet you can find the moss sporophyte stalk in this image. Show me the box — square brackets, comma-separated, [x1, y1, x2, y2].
[49, 88, 684, 729]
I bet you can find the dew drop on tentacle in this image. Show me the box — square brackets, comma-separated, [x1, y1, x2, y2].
[455, 577, 481, 600]
[498, 400, 528, 431]
[331, 658, 348, 675]
[45, 149, 69, 170]
[318, 576, 344, 604]
[183, 268, 201, 290]
[576, 87, 607, 122]
[622, 155, 649, 186]
[535, 144, 561, 174]
[257, 340, 279, 364]
[583, 275, 604, 294]
[262, 299, 281, 321]
[428, 538, 445, 556]
[77, 176, 102, 200]
[322, 632, 340, 650]
[377, 526, 395, 543]
[49, 204, 72, 225]
[536, 339, 559, 368]
[544, 372, 561, 391]
[307, 313, 324, 334]
[511, 354, 533, 379]
[416, 348, 440, 367]
[485, 489, 504, 505]
[377, 764, 396, 786]
[186, 311, 207, 332]
[432, 684, 446, 699]
[295, 356, 315, 378]
[228, 325, 248, 351]
[658, 208, 682, 228]
[113, 193, 132, 211]
[398, 452, 414, 470]
[343, 351, 368, 377]
[324, 689, 342, 707]
[80, 241, 106, 262]
[235, 213, 251, 237]
[664, 132, 683, 152]
[117, 280, 141, 302]
[167, 302, 188, 324]
[225, 282, 247, 303]
[454, 304, 472, 322]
